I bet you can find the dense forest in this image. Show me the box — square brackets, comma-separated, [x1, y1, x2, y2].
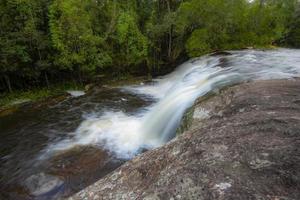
[0, 0, 300, 93]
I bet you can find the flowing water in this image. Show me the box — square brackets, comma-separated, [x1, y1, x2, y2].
[1, 49, 300, 199]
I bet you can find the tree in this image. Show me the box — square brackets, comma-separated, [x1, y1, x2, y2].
[0, 0, 299, 92]
[0, 0, 50, 92]
[113, 10, 149, 71]
[49, 0, 112, 84]
[285, 3, 300, 47]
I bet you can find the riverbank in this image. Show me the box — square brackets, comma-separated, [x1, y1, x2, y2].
[67, 78, 300, 200]
[0, 45, 280, 113]
[0, 82, 83, 106]
[0, 76, 150, 116]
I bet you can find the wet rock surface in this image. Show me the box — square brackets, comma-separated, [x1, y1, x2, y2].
[46, 146, 124, 197]
[0, 86, 151, 199]
[24, 173, 63, 196]
[68, 79, 300, 200]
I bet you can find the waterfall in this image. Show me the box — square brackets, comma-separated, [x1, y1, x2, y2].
[43, 49, 300, 159]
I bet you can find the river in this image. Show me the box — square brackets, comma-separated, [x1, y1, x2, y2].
[1, 49, 300, 199]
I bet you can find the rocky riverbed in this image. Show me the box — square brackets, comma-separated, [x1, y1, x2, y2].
[67, 79, 300, 200]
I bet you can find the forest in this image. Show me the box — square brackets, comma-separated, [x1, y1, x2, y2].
[0, 0, 300, 93]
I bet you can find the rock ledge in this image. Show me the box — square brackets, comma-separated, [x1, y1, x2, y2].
[68, 79, 300, 200]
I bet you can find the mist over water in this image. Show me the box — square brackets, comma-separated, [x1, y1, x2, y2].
[45, 48, 300, 159]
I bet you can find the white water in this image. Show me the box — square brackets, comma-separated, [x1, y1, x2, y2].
[67, 90, 86, 97]
[44, 49, 300, 159]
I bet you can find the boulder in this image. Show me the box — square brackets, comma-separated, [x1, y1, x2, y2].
[24, 172, 63, 196]
[68, 79, 300, 200]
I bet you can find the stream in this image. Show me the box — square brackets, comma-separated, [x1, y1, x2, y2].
[1, 49, 300, 199]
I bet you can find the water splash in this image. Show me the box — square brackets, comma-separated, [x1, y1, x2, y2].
[44, 49, 300, 159]
[42, 112, 143, 159]
[67, 90, 85, 97]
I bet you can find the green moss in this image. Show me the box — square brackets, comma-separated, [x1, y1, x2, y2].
[0, 82, 84, 109]
[0, 76, 149, 112]
[176, 106, 195, 136]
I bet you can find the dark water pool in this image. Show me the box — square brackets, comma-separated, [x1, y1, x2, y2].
[0, 87, 153, 200]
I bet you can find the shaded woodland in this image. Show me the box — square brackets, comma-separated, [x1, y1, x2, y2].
[0, 0, 299, 92]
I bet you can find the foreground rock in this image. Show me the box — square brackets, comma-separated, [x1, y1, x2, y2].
[68, 79, 300, 200]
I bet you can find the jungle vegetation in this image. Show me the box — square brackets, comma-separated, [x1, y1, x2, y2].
[0, 0, 299, 93]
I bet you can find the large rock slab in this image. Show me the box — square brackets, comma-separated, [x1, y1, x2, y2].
[68, 79, 300, 200]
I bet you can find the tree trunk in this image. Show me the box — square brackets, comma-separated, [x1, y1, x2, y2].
[78, 70, 83, 86]
[168, 26, 173, 60]
[44, 72, 50, 89]
[166, 0, 172, 60]
[104, 0, 117, 40]
[4, 75, 12, 93]
[259, 0, 265, 8]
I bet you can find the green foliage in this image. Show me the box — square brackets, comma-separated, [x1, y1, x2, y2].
[186, 29, 211, 57]
[176, 0, 299, 57]
[0, 82, 84, 109]
[288, 20, 300, 48]
[115, 11, 149, 66]
[49, 0, 112, 73]
[0, 0, 299, 93]
[285, 4, 300, 47]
